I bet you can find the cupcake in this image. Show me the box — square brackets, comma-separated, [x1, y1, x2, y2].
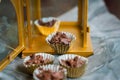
[46, 31, 76, 54]
[34, 17, 60, 36]
[58, 54, 88, 78]
[33, 64, 67, 80]
[23, 53, 55, 74]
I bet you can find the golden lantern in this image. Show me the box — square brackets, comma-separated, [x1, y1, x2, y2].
[0, 0, 93, 71]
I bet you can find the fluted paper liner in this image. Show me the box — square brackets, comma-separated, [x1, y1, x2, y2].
[33, 64, 67, 80]
[58, 54, 88, 78]
[46, 32, 76, 54]
[23, 53, 55, 74]
[34, 17, 60, 36]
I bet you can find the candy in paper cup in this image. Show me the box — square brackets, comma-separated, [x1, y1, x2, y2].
[58, 54, 88, 78]
[23, 53, 55, 74]
[34, 17, 60, 36]
[46, 32, 76, 54]
[33, 64, 67, 80]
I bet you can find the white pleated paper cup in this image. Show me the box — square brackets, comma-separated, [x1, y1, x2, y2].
[23, 53, 55, 74]
[46, 32, 76, 54]
[34, 17, 60, 36]
[58, 54, 88, 78]
[33, 64, 67, 80]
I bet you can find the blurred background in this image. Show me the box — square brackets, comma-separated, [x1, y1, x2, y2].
[0, 0, 120, 19]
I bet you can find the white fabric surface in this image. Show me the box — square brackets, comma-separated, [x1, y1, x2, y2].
[1, 0, 120, 80]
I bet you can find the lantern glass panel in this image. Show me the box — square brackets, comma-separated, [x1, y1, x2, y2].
[41, 0, 78, 21]
[0, 0, 19, 61]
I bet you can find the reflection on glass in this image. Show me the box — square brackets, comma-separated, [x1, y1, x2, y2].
[41, 0, 78, 21]
[0, 0, 18, 61]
